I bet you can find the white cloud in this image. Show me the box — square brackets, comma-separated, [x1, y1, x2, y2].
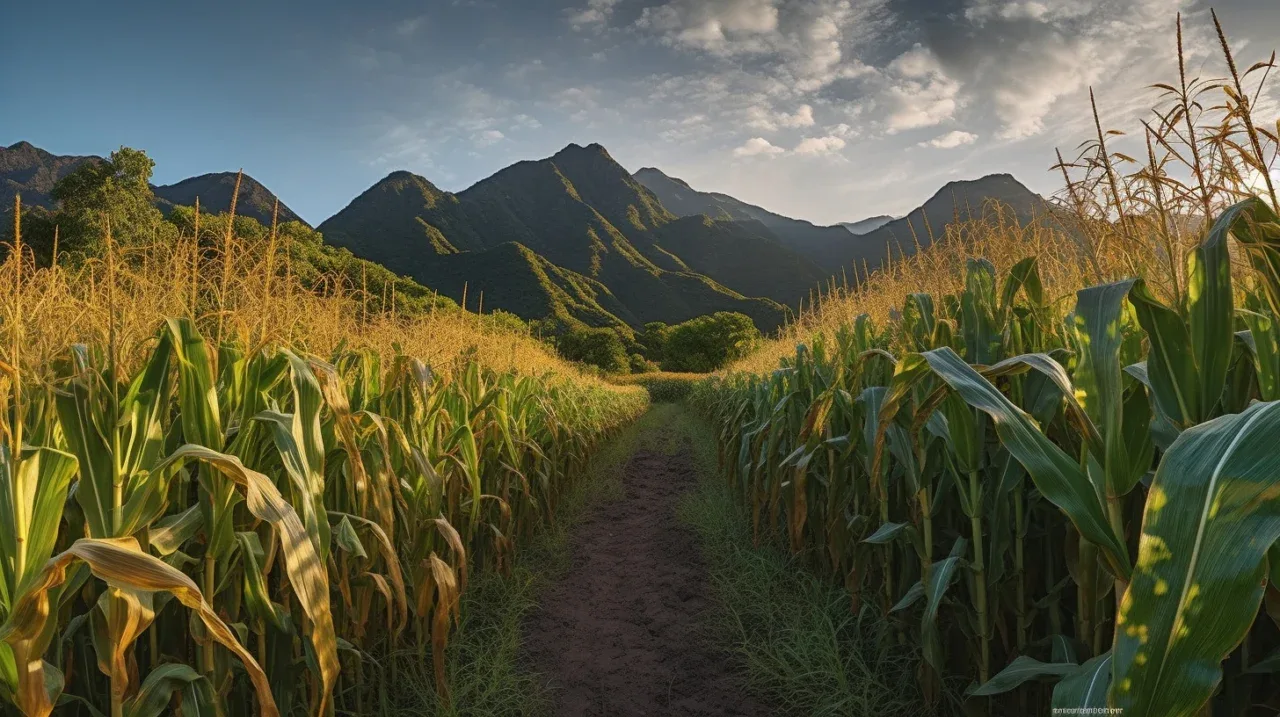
[637, 0, 780, 54]
[733, 137, 786, 157]
[510, 114, 541, 130]
[746, 103, 815, 131]
[636, 0, 890, 93]
[794, 135, 847, 155]
[568, 0, 621, 30]
[396, 16, 427, 36]
[825, 123, 860, 140]
[882, 46, 963, 133]
[920, 130, 979, 149]
[472, 130, 505, 147]
[938, 0, 1201, 139]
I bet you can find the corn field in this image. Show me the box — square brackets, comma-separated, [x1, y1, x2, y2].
[694, 196, 1280, 715]
[0, 311, 646, 715]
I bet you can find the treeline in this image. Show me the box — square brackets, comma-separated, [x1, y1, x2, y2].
[4, 145, 762, 376]
[554, 311, 761, 375]
[3, 147, 458, 318]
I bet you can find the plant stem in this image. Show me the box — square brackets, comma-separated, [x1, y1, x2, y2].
[203, 553, 217, 678]
[968, 470, 990, 684]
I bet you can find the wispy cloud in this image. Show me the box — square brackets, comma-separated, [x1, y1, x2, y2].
[733, 137, 785, 157]
[794, 135, 846, 155]
[568, 0, 622, 30]
[920, 130, 978, 149]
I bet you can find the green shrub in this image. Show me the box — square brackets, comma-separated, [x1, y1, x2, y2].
[661, 312, 760, 373]
[557, 327, 630, 373]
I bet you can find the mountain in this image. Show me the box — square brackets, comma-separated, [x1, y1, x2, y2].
[153, 172, 306, 227]
[638, 168, 1045, 277]
[823, 174, 1046, 271]
[842, 216, 895, 235]
[633, 167, 856, 259]
[1, 141, 98, 211]
[320, 144, 816, 333]
[1, 143, 304, 229]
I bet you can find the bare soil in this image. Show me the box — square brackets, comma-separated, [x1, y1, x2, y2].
[523, 447, 769, 717]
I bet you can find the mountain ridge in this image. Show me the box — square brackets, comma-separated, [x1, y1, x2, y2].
[5, 138, 1047, 340]
[317, 146, 811, 333]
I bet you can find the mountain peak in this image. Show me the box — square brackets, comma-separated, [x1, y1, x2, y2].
[153, 171, 306, 227]
[6, 141, 37, 152]
[634, 167, 694, 192]
[553, 142, 612, 160]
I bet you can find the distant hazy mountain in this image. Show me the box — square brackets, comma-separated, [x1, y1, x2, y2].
[154, 172, 307, 227]
[829, 174, 1045, 270]
[639, 167, 1044, 276]
[842, 216, 895, 235]
[320, 144, 826, 333]
[1, 141, 98, 211]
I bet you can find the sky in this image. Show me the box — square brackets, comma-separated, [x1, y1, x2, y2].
[3, 0, 1279, 227]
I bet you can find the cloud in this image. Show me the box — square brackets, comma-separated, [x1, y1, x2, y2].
[882, 45, 962, 133]
[473, 130, 505, 147]
[637, 0, 780, 54]
[396, 15, 427, 36]
[568, 0, 621, 30]
[733, 137, 786, 156]
[746, 103, 815, 131]
[510, 114, 541, 130]
[794, 135, 847, 155]
[920, 130, 979, 149]
[636, 0, 890, 92]
[918, 0, 1202, 139]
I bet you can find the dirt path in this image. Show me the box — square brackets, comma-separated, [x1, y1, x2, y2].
[523, 445, 768, 717]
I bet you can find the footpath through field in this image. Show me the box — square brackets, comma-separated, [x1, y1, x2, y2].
[523, 408, 768, 716]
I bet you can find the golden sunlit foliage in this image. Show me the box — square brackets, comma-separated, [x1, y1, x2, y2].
[0, 188, 646, 714]
[700, 12, 1280, 716]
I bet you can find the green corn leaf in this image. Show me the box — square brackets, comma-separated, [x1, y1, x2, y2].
[123, 663, 212, 717]
[969, 655, 1078, 696]
[333, 516, 367, 559]
[1128, 281, 1200, 428]
[1188, 199, 1236, 421]
[1221, 197, 1280, 316]
[891, 581, 924, 613]
[0, 446, 79, 601]
[919, 347, 1130, 579]
[921, 538, 968, 674]
[1239, 309, 1280, 401]
[1073, 280, 1137, 497]
[1052, 652, 1112, 710]
[1111, 401, 1280, 716]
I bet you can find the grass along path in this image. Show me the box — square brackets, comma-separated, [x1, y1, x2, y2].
[394, 403, 939, 716]
[675, 407, 952, 716]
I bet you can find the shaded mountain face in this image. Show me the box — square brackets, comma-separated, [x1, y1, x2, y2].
[1, 141, 99, 211]
[153, 172, 306, 227]
[320, 144, 822, 333]
[842, 216, 895, 235]
[633, 167, 855, 260]
[824, 174, 1046, 271]
[638, 167, 1044, 278]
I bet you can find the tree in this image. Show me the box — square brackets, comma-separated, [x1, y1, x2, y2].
[557, 327, 630, 373]
[638, 321, 671, 362]
[50, 147, 169, 257]
[661, 312, 760, 372]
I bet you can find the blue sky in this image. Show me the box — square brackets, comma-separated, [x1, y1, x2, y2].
[3, 0, 1278, 226]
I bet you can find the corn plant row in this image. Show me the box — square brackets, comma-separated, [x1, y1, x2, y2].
[0, 319, 647, 716]
[693, 198, 1280, 716]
